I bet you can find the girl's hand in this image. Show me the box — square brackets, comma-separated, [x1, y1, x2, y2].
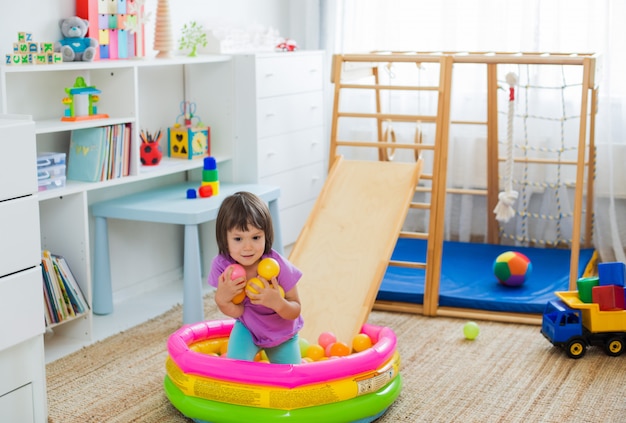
[246, 276, 284, 309]
[214, 266, 246, 316]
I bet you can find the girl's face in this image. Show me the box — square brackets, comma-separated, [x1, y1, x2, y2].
[227, 224, 266, 268]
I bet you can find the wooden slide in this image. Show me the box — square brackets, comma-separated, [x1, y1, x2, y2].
[289, 155, 422, 345]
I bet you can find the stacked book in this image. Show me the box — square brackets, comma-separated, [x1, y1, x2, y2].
[41, 250, 90, 326]
[67, 123, 132, 182]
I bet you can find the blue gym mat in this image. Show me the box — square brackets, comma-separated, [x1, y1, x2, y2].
[377, 239, 595, 314]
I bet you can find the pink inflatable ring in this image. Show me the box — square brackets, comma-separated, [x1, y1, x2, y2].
[164, 319, 402, 422]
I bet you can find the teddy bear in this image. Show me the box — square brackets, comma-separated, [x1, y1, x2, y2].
[55, 17, 98, 62]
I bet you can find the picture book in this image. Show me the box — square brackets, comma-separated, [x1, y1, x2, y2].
[67, 127, 107, 182]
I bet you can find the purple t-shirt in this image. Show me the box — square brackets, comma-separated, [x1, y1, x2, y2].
[208, 249, 304, 348]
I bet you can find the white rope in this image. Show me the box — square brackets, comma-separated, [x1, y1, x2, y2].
[493, 72, 519, 222]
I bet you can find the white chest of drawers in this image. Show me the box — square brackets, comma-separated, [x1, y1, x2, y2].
[233, 51, 326, 246]
[0, 115, 47, 422]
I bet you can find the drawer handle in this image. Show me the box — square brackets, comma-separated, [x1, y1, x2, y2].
[266, 112, 276, 117]
[265, 73, 275, 78]
[266, 151, 276, 157]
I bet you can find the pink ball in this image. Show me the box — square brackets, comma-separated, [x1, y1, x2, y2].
[318, 332, 337, 349]
[230, 264, 246, 281]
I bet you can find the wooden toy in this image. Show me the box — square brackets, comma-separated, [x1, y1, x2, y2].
[76, 0, 146, 59]
[167, 101, 210, 159]
[5, 32, 61, 66]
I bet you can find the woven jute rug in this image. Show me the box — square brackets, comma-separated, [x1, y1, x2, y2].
[47, 294, 626, 423]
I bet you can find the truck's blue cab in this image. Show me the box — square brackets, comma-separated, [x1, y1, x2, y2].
[541, 300, 583, 345]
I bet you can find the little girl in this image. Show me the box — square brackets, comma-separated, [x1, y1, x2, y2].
[208, 191, 304, 364]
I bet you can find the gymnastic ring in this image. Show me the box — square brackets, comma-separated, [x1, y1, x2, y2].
[165, 352, 401, 409]
[414, 121, 423, 161]
[163, 372, 402, 423]
[380, 120, 397, 162]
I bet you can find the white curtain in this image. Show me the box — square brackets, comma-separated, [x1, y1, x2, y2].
[321, 0, 626, 262]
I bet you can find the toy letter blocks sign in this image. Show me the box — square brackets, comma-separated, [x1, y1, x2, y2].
[77, 0, 144, 60]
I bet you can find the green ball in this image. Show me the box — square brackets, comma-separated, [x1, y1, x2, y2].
[298, 337, 310, 358]
[463, 321, 480, 340]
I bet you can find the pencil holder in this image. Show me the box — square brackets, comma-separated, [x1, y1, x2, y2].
[140, 140, 163, 166]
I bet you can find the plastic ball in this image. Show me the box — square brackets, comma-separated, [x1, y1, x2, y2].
[298, 338, 310, 358]
[326, 341, 351, 357]
[219, 339, 229, 355]
[463, 321, 480, 340]
[230, 264, 247, 304]
[352, 333, 373, 353]
[493, 251, 532, 287]
[258, 257, 280, 280]
[246, 277, 264, 295]
[305, 344, 325, 361]
[318, 332, 337, 349]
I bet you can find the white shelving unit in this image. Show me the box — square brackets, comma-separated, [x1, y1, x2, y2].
[0, 55, 235, 361]
[0, 51, 326, 364]
[233, 51, 326, 245]
[0, 115, 47, 422]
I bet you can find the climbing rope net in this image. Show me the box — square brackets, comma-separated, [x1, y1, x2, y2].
[496, 63, 594, 248]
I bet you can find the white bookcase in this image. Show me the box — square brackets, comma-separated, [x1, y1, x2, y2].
[0, 115, 47, 422]
[0, 55, 235, 360]
[0, 51, 327, 364]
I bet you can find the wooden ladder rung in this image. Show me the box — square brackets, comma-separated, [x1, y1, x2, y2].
[337, 112, 438, 122]
[399, 231, 429, 240]
[388, 260, 427, 270]
[410, 202, 431, 210]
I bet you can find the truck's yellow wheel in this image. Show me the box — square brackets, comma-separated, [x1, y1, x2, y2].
[566, 339, 586, 359]
[605, 338, 623, 357]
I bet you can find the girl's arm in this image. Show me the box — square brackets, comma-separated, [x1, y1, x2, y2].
[214, 266, 246, 318]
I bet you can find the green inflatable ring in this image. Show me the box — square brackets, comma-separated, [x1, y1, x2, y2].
[164, 373, 402, 423]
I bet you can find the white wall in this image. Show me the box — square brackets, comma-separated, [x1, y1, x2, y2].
[0, 0, 321, 57]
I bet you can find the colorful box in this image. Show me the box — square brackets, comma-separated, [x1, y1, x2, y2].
[167, 126, 210, 160]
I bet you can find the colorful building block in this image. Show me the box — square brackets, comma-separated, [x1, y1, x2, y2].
[592, 285, 625, 311]
[577, 276, 599, 303]
[598, 262, 626, 287]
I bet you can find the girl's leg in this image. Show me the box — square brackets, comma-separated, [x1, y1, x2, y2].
[226, 321, 259, 361]
[265, 334, 301, 364]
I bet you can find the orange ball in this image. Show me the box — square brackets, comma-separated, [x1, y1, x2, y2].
[232, 291, 246, 304]
[305, 344, 325, 361]
[326, 341, 351, 357]
[258, 258, 280, 280]
[352, 333, 373, 353]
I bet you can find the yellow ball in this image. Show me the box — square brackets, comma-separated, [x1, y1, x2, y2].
[246, 277, 264, 295]
[305, 344, 325, 361]
[352, 333, 373, 352]
[258, 258, 280, 280]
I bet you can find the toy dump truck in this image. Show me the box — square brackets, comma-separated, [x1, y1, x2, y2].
[541, 290, 626, 358]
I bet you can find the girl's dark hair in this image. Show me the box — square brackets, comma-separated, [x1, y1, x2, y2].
[215, 191, 274, 256]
